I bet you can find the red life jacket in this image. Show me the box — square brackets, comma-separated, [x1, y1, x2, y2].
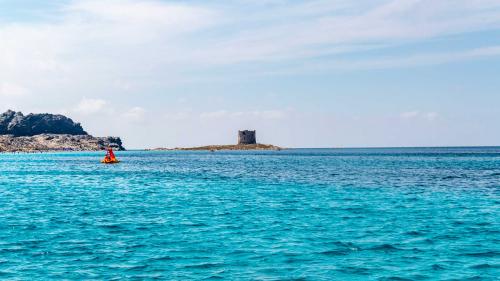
[107, 149, 115, 159]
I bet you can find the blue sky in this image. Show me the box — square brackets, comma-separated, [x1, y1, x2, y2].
[1, 0, 500, 148]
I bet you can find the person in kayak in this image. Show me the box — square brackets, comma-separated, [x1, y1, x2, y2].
[102, 148, 119, 163]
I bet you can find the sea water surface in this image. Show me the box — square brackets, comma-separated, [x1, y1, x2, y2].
[0, 148, 499, 280]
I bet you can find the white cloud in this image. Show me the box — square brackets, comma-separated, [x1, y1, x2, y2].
[66, 0, 214, 30]
[113, 79, 132, 91]
[424, 112, 438, 121]
[187, 0, 500, 65]
[251, 110, 288, 120]
[400, 111, 420, 119]
[74, 98, 107, 114]
[199, 110, 228, 119]
[164, 111, 191, 121]
[400, 110, 439, 121]
[349, 45, 500, 70]
[1, 0, 500, 86]
[122, 106, 146, 121]
[199, 109, 290, 120]
[0, 83, 29, 112]
[263, 45, 500, 75]
[176, 97, 189, 104]
[0, 82, 29, 97]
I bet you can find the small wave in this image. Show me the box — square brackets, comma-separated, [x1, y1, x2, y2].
[135, 226, 151, 231]
[433, 234, 460, 240]
[183, 263, 222, 269]
[337, 266, 370, 275]
[442, 175, 462, 180]
[179, 222, 208, 227]
[320, 249, 350, 256]
[285, 257, 311, 264]
[462, 251, 499, 258]
[0, 271, 14, 277]
[431, 264, 446, 270]
[470, 263, 500, 269]
[405, 230, 423, 236]
[125, 264, 149, 271]
[379, 277, 413, 281]
[203, 276, 224, 280]
[147, 255, 173, 262]
[368, 244, 401, 252]
[98, 224, 125, 230]
[332, 241, 357, 247]
[343, 207, 368, 214]
[0, 247, 25, 253]
[324, 241, 360, 251]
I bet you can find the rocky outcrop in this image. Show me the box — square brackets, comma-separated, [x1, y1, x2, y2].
[148, 130, 281, 151]
[0, 110, 86, 136]
[0, 110, 124, 152]
[0, 134, 124, 152]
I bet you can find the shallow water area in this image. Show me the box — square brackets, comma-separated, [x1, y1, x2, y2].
[0, 148, 499, 280]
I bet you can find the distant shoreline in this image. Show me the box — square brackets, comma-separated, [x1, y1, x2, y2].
[2, 145, 498, 154]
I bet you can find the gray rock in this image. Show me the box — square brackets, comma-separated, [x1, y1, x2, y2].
[0, 110, 19, 133]
[0, 110, 125, 152]
[0, 110, 86, 136]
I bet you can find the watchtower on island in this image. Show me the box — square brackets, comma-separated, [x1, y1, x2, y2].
[238, 130, 256, 145]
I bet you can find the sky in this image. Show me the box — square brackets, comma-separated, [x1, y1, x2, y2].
[0, 0, 500, 148]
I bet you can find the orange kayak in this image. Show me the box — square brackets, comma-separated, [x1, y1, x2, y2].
[101, 158, 120, 164]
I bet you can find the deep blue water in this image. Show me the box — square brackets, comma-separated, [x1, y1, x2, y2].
[0, 148, 499, 280]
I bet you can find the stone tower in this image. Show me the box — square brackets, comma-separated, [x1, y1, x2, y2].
[238, 130, 256, 145]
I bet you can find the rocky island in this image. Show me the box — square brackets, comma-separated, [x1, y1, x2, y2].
[165, 143, 282, 151]
[0, 110, 124, 152]
[150, 130, 283, 151]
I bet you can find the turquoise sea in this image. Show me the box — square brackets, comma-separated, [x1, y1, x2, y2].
[0, 148, 499, 280]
